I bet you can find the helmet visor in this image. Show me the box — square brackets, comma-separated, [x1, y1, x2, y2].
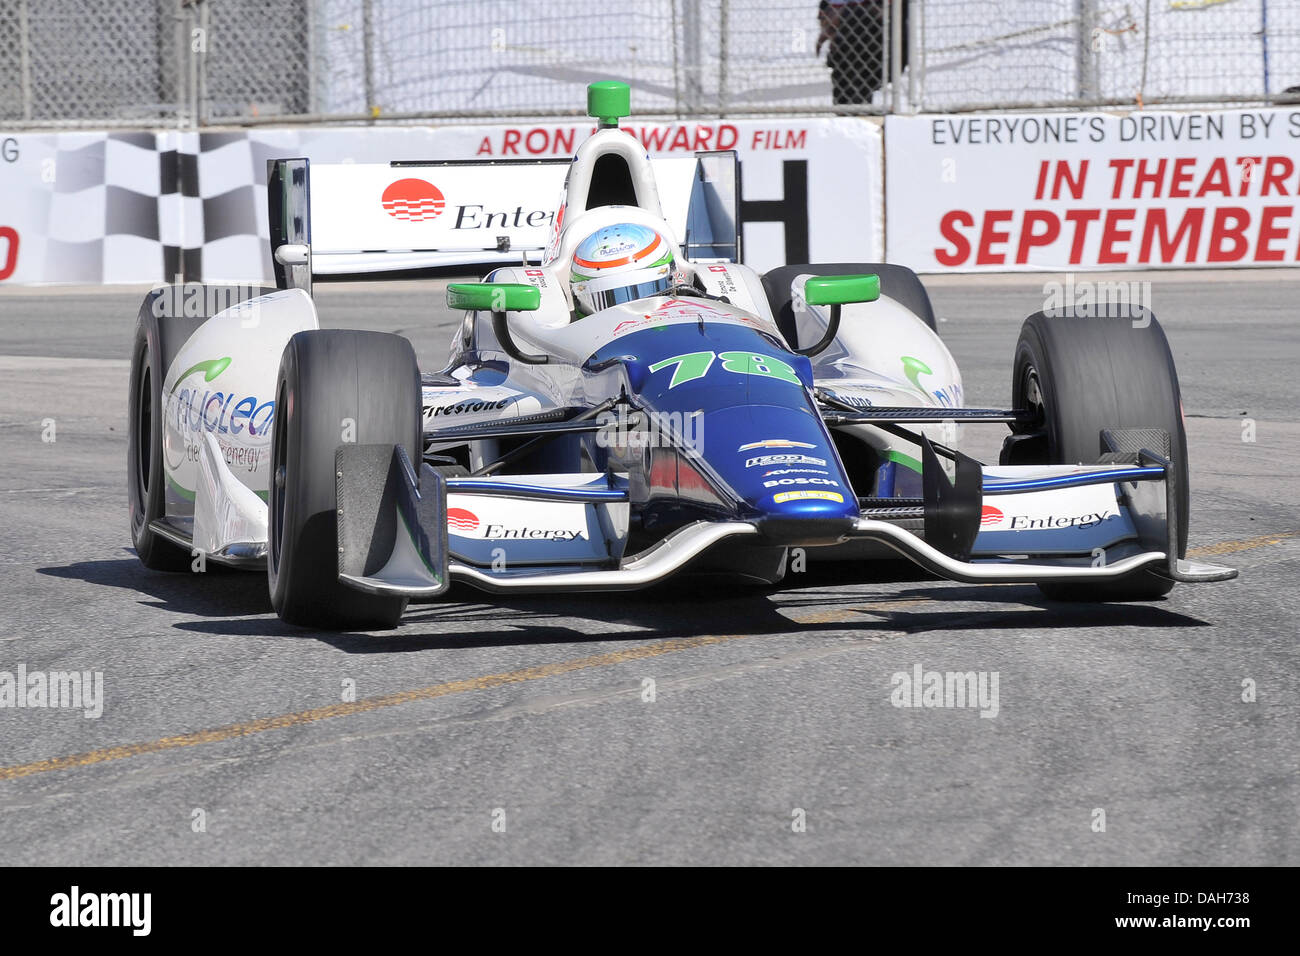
[586, 273, 674, 312]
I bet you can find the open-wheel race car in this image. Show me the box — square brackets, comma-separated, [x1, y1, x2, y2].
[128, 81, 1236, 629]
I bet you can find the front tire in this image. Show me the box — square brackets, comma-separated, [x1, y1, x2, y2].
[268, 329, 422, 629]
[1009, 309, 1188, 602]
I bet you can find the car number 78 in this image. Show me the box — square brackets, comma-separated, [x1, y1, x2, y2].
[647, 350, 801, 388]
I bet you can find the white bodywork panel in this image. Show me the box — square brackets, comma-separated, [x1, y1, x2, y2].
[788, 276, 966, 468]
[162, 288, 318, 554]
[193, 432, 269, 557]
[446, 474, 630, 567]
[973, 464, 1140, 556]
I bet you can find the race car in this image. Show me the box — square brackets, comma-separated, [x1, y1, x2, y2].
[128, 81, 1236, 629]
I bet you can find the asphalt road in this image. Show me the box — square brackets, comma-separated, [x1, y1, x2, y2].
[0, 272, 1295, 865]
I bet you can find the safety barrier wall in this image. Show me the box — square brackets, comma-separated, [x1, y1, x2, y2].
[4, 105, 1300, 284]
[0, 117, 882, 284]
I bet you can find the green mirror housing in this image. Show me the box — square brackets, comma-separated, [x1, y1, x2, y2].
[793, 273, 881, 357]
[446, 283, 541, 313]
[587, 81, 631, 127]
[804, 273, 881, 307]
[447, 283, 548, 365]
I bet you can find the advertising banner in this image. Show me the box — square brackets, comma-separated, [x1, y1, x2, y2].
[423, 119, 883, 276]
[886, 107, 1300, 272]
[0, 119, 882, 284]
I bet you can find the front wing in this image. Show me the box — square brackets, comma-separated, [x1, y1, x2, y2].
[327, 432, 1235, 597]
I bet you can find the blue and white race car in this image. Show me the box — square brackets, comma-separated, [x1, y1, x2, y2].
[127, 81, 1235, 629]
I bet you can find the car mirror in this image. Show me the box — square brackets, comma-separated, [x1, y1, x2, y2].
[446, 283, 541, 313]
[803, 273, 881, 307]
[446, 283, 547, 365]
[794, 274, 881, 357]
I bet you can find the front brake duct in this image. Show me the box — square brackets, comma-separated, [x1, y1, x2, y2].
[921, 434, 982, 561]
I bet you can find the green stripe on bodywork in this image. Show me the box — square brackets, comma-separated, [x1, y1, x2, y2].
[885, 449, 922, 473]
[167, 471, 267, 503]
[399, 506, 440, 580]
[166, 472, 196, 501]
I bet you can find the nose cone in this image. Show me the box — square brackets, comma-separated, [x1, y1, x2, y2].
[703, 404, 858, 542]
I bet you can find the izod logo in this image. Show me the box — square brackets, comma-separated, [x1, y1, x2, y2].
[382, 178, 446, 221]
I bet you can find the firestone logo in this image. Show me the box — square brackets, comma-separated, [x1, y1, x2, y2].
[382, 178, 446, 221]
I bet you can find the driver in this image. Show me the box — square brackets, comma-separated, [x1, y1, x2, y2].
[569, 223, 676, 318]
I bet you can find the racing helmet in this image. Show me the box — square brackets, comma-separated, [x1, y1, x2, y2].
[569, 223, 675, 317]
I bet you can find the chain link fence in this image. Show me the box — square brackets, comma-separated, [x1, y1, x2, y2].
[300, 0, 853, 119]
[915, 0, 1300, 111]
[0, 0, 180, 125]
[1, 0, 1298, 127]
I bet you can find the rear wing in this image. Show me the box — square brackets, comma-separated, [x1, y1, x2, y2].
[267, 153, 741, 292]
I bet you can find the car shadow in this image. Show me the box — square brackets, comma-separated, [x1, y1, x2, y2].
[38, 553, 276, 618]
[38, 553, 1210, 653]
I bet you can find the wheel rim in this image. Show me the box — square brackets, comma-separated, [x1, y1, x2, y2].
[136, 354, 152, 498]
[1021, 364, 1045, 432]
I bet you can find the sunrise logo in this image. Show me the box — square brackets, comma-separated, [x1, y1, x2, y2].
[382, 178, 446, 221]
[980, 505, 1004, 527]
[447, 508, 479, 533]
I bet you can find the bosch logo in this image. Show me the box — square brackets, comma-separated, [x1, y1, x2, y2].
[447, 508, 479, 532]
[382, 178, 446, 221]
[980, 505, 1004, 527]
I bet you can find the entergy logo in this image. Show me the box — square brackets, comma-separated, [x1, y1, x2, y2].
[382, 178, 446, 221]
[980, 505, 1004, 527]
[447, 507, 479, 533]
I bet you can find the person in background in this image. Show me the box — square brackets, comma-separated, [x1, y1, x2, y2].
[817, 0, 909, 107]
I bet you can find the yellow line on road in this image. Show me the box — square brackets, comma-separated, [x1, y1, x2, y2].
[787, 598, 932, 625]
[1187, 531, 1298, 559]
[0, 633, 745, 782]
[13, 532, 1281, 783]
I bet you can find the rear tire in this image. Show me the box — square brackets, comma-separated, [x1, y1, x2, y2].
[127, 293, 207, 570]
[268, 329, 422, 629]
[129, 284, 275, 571]
[762, 262, 938, 348]
[1009, 309, 1187, 602]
